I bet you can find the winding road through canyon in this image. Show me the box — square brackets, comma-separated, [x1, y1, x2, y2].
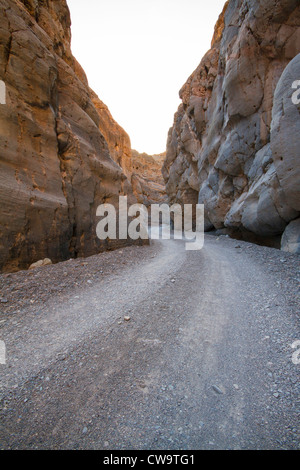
[0, 235, 299, 450]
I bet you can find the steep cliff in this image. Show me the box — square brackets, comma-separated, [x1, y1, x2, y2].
[91, 90, 133, 179]
[131, 150, 167, 207]
[0, 0, 137, 272]
[163, 0, 300, 252]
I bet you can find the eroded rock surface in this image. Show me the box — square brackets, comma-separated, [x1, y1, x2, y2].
[163, 0, 300, 250]
[281, 218, 300, 254]
[131, 150, 167, 207]
[0, 0, 137, 272]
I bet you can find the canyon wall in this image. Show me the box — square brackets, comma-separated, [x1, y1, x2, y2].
[163, 0, 300, 252]
[0, 0, 137, 272]
[131, 150, 167, 208]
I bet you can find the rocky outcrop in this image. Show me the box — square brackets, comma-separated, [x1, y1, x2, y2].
[0, 0, 137, 272]
[131, 150, 167, 207]
[163, 0, 300, 250]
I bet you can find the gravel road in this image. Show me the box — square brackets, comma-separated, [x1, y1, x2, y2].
[0, 235, 299, 449]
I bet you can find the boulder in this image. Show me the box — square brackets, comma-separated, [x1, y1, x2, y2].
[281, 219, 300, 254]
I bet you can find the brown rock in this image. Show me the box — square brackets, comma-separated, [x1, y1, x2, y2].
[0, 0, 138, 272]
[91, 90, 133, 179]
[131, 150, 167, 207]
[29, 258, 52, 270]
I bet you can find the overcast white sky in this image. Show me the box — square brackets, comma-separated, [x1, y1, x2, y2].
[67, 0, 225, 154]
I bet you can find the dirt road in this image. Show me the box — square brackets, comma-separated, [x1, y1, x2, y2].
[0, 235, 299, 449]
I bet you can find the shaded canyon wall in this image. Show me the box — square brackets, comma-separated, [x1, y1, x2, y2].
[131, 150, 167, 208]
[163, 0, 300, 252]
[0, 0, 138, 272]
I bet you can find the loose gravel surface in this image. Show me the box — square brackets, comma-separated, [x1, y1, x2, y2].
[0, 235, 299, 449]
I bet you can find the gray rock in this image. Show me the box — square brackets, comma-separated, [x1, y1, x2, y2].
[271, 54, 300, 214]
[212, 385, 224, 395]
[281, 218, 300, 254]
[163, 1, 300, 251]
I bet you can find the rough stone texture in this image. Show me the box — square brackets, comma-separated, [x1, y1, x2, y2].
[0, 0, 137, 272]
[29, 258, 52, 270]
[163, 0, 300, 250]
[281, 218, 300, 254]
[91, 90, 132, 179]
[271, 54, 300, 214]
[131, 150, 167, 208]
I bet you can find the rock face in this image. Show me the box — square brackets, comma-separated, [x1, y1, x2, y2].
[163, 0, 300, 250]
[0, 0, 137, 272]
[91, 90, 132, 179]
[281, 218, 300, 254]
[131, 150, 167, 207]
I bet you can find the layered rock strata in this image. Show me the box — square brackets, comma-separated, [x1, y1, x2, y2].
[0, 0, 138, 272]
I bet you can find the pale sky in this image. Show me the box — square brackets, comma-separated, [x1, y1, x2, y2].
[67, 0, 225, 154]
